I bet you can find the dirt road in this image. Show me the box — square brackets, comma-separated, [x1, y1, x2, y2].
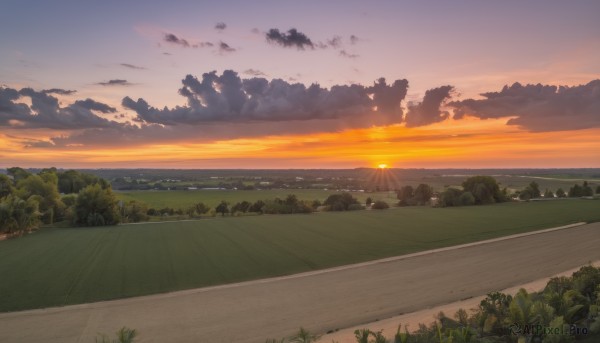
[1, 222, 599, 343]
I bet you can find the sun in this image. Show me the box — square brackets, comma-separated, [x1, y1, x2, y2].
[377, 163, 388, 169]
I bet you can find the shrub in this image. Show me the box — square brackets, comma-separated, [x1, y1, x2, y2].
[371, 200, 389, 209]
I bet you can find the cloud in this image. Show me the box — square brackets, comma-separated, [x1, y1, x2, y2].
[218, 41, 236, 53]
[0, 86, 120, 130]
[243, 69, 267, 77]
[404, 86, 454, 127]
[215, 22, 226, 31]
[449, 80, 600, 131]
[350, 35, 359, 45]
[122, 70, 409, 126]
[327, 36, 342, 49]
[164, 33, 190, 47]
[339, 50, 359, 59]
[97, 79, 132, 86]
[266, 28, 314, 50]
[120, 63, 146, 70]
[41, 88, 77, 95]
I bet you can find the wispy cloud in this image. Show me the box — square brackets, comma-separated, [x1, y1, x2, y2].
[97, 79, 132, 86]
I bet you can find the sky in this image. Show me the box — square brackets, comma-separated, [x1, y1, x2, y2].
[1, 0, 599, 169]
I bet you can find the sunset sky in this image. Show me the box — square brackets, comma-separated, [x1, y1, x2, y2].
[1, 0, 599, 169]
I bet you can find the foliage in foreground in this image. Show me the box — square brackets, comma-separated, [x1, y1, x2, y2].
[96, 327, 137, 343]
[265, 265, 600, 343]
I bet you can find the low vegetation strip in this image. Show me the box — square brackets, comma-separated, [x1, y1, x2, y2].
[0, 200, 599, 312]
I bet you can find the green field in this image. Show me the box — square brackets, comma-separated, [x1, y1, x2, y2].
[1, 200, 599, 312]
[115, 189, 395, 208]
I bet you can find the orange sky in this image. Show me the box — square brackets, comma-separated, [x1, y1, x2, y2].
[2, 116, 598, 169]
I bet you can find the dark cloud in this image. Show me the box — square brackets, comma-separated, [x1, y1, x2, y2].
[41, 88, 77, 95]
[0, 86, 120, 130]
[218, 41, 236, 53]
[122, 70, 409, 126]
[339, 50, 359, 59]
[405, 86, 454, 127]
[97, 79, 132, 86]
[164, 33, 190, 47]
[215, 22, 226, 31]
[243, 69, 267, 77]
[449, 80, 600, 131]
[266, 28, 314, 50]
[120, 63, 146, 70]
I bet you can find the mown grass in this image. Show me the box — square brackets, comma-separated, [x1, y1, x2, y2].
[0, 200, 599, 312]
[115, 189, 395, 208]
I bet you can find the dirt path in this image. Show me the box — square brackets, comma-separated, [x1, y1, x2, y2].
[1, 222, 599, 343]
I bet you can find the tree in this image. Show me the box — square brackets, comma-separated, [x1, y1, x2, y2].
[528, 181, 541, 198]
[249, 200, 265, 213]
[556, 188, 566, 198]
[75, 184, 120, 226]
[0, 174, 14, 199]
[194, 202, 210, 215]
[458, 191, 475, 206]
[462, 176, 505, 205]
[371, 200, 389, 209]
[413, 183, 433, 205]
[365, 197, 372, 206]
[582, 181, 593, 196]
[596, 185, 600, 194]
[396, 185, 414, 206]
[124, 201, 149, 223]
[16, 174, 63, 224]
[543, 189, 554, 199]
[7, 167, 31, 182]
[0, 194, 40, 234]
[215, 201, 229, 216]
[568, 184, 584, 197]
[323, 193, 360, 211]
[440, 188, 463, 207]
[231, 201, 251, 214]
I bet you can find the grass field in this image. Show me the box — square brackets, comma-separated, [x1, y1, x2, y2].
[115, 189, 396, 208]
[1, 200, 599, 312]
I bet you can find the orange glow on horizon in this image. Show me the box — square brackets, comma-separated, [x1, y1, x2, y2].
[1, 117, 599, 169]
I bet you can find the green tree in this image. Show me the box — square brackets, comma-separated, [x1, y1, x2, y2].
[324, 193, 360, 211]
[0, 174, 14, 198]
[543, 189, 554, 199]
[215, 201, 229, 216]
[365, 197, 372, 206]
[123, 201, 149, 223]
[7, 167, 31, 182]
[440, 188, 463, 207]
[413, 183, 433, 205]
[458, 191, 475, 206]
[249, 200, 265, 213]
[75, 184, 120, 226]
[462, 176, 504, 205]
[596, 185, 600, 194]
[194, 202, 210, 215]
[528, 181, 541, 198]
[556, 188, 566, 198]
[396, 185, 414, 206]
[16, 174, 63, 224]
[0, 194, 40, 234]
[568, 184, 583, 197]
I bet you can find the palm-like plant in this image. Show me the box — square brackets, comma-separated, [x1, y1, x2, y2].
[289, 327, 321, 343]
[354, 329, 372, 343]
[95, 327, 137, 343]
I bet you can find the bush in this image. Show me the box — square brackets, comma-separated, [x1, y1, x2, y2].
[371, 200, 389, 209]
[347, 203, 365, 211]
[458, 191, 475, 206]
[323, 193, 360, 211]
